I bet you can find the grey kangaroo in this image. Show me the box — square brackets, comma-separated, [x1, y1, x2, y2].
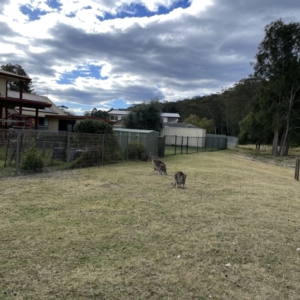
[172, 172, 187, 188]
[151, 155, 168, 175]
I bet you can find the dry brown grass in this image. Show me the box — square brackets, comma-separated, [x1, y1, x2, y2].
[1, 149, 300, 299]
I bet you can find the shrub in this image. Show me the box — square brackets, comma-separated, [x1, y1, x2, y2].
[69, 135, 123, 168]
[73, 120, 113, 134]
[20, 146, 44, 172]
[70, 150, 101, 168]
[127, 141, 146, 160]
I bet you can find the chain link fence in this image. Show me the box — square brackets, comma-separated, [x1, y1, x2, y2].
[0, 129, 159, 179]
[0, 129, 237, 178]
[164, 135, 228, 155]
[226, 136, 239, 148]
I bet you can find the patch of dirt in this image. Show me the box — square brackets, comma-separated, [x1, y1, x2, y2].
[234, 150, 298, 168]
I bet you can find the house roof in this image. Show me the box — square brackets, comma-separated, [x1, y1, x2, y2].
[163, 122, 199, 128]
[113, 128, 158, 134]
[0, 69, 32, 82]
[0, 71, 50, 109]
[0, 95, 52, 109]
[108, 110, 129, 115]
[161, 113, 180, 118]
[8, 91, 60, 116]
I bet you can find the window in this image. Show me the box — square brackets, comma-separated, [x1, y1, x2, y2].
[110, 115, 118, 121]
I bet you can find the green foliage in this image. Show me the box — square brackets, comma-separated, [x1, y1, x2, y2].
[161, 101, 179, 113]
[252, 19, 300, 156]
[183, 115, 215, 133]
[70, 150, 101, 168]
[20, 146, 44, 172]
[239, 111, 273, 146]
[199, 118, 215, 133]
[104, 135, 123, 162]
[127, 141, 146, 160]
[1, 63, 35, 93]
[73, 119, 113, 134]
[124, 99, 163, 132]
[183, 114, 201, 127]
[84, 108, 109, 119]
[238, 113, 260, 145]
[161, 77, 259, 136]
[70, 135, 123, 168]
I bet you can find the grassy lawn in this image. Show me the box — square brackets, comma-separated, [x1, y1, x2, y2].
[1, 149, 300, 299]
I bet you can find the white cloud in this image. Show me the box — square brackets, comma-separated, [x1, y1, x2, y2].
[29, 46, 47, 53]
[1, 0, 300, 113]
[0, 42, 25, 55]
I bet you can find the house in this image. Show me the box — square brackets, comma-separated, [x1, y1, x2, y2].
[108, 110, 129, 122]
[0, 69, 52, 129]
[0, 69, 113, 132]
[108, 110, 180, 126]
[7, 91, 67, 130]
[161, 113, 180, 123]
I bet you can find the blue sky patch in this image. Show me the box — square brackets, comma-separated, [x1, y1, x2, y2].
[98, 0, 190, 21]
[20, 5, 48, 21]
[47, 0, 62, 10]
[110, 99, 129, 109]
[57, 65, 108, 85]
[20, 0, 62, 21]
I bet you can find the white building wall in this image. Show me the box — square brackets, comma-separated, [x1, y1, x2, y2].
[161, 127, 206, 147]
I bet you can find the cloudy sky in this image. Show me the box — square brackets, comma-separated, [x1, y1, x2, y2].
[1, 0, 299, 114]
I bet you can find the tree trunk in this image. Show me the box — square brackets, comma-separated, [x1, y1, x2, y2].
[283, 133, 291, 156]
[279, 86, 298, 156]
[279, 127, 289, 157]
[272, 130, 279, 156]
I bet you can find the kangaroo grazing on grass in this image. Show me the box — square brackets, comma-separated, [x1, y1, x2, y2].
[172, 172, 187, 188]
[151, 155, 168, 175]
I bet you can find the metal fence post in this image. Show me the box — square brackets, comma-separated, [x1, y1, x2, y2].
[102, 134, 105, 165]
[15, 130, 21, 176]
[181, 136, 183, 154]
[66, 131, 70, 169]
[295, 158, 299, 181]
[126, 134, 129, 161]
[174, 135, 177, 155]
[186, 137, 189, 154]
[197, 137, 199, 153]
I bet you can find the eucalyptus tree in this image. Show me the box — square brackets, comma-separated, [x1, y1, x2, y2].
[253, 19, 300, 156]
[84, 108, 109, 119]
[1, 63, 35, 93]
[123, 99, 163, 132]
[217, 76, 260, 136]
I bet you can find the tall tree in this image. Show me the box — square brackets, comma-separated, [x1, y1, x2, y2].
[253, 19, 300, 156]
[1, 63, 35, 93]
[123, 99, 163, 132]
